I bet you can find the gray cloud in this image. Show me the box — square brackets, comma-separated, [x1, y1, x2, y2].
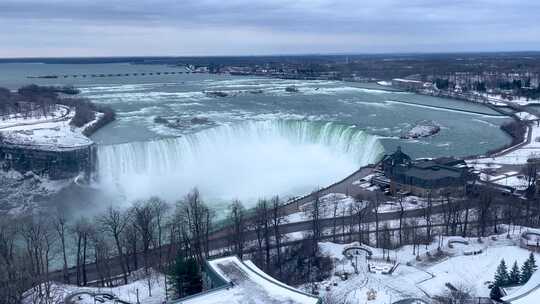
[0, 0, 539, 57]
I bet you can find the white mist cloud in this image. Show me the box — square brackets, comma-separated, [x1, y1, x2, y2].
[97, 121, 383, 211]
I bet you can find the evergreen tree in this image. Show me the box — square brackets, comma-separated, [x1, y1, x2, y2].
[168, 254, 203, 299]
[528, 252, 538, 272]
[520, 260, 531, 284]
[520, 253, 538, 284]
[491, 259, 511, 300]
[490, 285, 503, 301]
[509, 261, 521, 285]
[494, 259, 509, 287]
[184, 257, 203, 295]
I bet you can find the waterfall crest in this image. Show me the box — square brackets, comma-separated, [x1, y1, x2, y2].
[97, 120, 384, 206]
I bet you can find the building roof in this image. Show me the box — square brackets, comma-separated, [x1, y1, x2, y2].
[177, 256, 320, 304]
[402, 166, 462, 181]
[382, 148, 470, 189]
[383, 146, 411, 167]
[502, 269, 540, 304]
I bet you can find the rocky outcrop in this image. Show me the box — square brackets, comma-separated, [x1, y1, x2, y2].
[205, 91, 228, 97]
[285, 86, 299, 93]
[153, 116, 216, 130]
[401, 120, 441, 139]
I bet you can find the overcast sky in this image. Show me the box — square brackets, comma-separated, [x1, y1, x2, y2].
[1, 0, 539, 58]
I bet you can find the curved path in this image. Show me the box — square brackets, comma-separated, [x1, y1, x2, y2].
[0, 105, 71, 130]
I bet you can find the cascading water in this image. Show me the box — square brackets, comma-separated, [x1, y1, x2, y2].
[97, 120, 384, 208]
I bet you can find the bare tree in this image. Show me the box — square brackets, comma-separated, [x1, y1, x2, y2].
[0, 215, 32, 304]
[310, 191, 321, 256]
[270, 196, 284, 278]
[131, 200, 157, 275]
[423, 191, 433, 244]
[53, 209, 70, 284]
[435, 283, 475, 304]
[374, 193, 381, 248]
[178, 188, 212, 265]
[381, 223, 392, 260]
[91, 232, 112, 287]
[523, 159, 539, 198]
[477, 187, 494, 237]
[254, 199, 271, 271]
[123, 222, 139, 271]
[397, 193, 405, 246]
[20, 214, 57, 299]
[98, 205, 131, 284]
[462, 197, 471, 237]
[227, 199, 246, 259]
[331, 195, 339, 242]
[72, 217, 92, 286]
[253, 199, 269, 267]
[353, 199, 368, 244]
[149, 197, 170, 268]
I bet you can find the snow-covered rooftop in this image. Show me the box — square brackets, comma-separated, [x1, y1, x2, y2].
[502, 269, 540, 304]
[515, 112, 539, 121]
[178, 256, 320, 304]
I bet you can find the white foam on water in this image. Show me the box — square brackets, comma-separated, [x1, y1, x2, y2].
[79, 82, 180, 93]
[86, 91, 209, 104]
[96, 120, 384, 208]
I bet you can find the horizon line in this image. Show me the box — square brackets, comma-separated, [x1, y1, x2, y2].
[2, 50, 540, 61]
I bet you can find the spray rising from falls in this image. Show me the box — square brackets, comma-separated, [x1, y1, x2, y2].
[97, 120, 384, 208]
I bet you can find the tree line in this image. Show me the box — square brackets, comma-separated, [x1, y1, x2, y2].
[3, 181, 540, 303]
[490, 253, 538, 300]
[0, 188, 332, 303]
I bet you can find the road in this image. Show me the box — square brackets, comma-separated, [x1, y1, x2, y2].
[46, 196, 505, 286]
[43, 165, 535, 287]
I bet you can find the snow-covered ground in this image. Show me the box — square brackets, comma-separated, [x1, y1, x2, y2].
[515, 112, 539, 121]
[468, 122, 540, 165]
[284, 192, 432, 224]
[417, 246, 534, 297]
[502, 261, 540, 304]
[0, 105, 69, 129]
[285, 193, 367, 223]
[492, 175, 529, 190]
[486, 94, 540, 106]
[23, 270, 166, 304]
[1, 106, 93, 150]
[377, 196, 434, 213]
[477, 171, 529, 190]
[314, 230, 540, 303]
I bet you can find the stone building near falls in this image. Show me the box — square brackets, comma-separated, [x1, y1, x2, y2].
[379, 147, 473, 197]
